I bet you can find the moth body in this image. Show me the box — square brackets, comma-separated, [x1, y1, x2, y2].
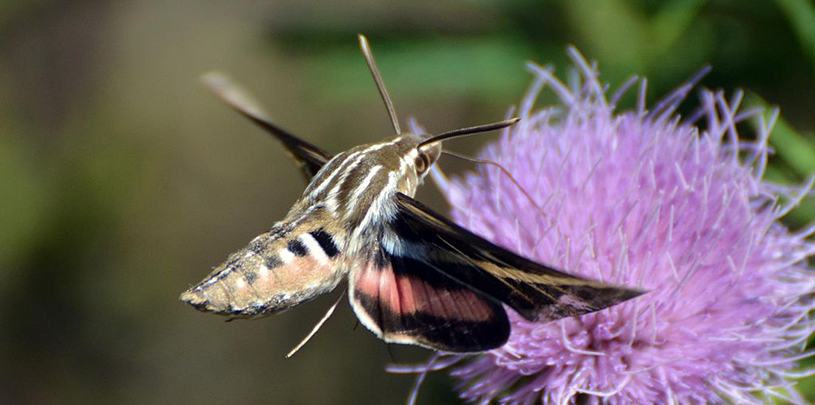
[180, 211, 342, 317]
[181, 132, 441, 318]
[181, 35, 643, 353]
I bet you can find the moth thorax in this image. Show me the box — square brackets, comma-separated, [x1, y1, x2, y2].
[396, 169, 419, 197]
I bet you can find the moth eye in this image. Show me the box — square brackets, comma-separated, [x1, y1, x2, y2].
[415, 153, 430, 175]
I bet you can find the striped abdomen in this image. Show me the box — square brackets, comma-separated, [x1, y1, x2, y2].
[180, 209, 346, 318]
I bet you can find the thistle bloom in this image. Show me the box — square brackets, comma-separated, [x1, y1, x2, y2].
[433, 49, 815, 404]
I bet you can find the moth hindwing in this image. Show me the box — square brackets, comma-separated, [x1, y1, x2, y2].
[180, 34, 644, 354]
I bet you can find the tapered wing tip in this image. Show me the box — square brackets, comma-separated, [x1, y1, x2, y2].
[621, 288, 649, 306]
[593, 286, 648, 313]
[198, 71, 269, 121]
[199, 70, 231, 91]
[199, 71, 247, 104]
[569, 284, 648, 319]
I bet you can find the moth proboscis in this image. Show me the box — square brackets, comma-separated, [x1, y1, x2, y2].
[180, 34, 644, 354]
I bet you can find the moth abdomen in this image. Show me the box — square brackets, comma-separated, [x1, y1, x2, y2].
[308, 229, 340, 258]
[180, 229, 347, 318]
[180, 250, 266, 316]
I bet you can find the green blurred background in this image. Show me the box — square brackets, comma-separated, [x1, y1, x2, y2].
[1, 1, 814, 404]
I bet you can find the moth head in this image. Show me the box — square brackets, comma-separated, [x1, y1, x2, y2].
[413, 117, 521, 176]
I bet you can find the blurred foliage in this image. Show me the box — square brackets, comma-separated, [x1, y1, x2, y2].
[0, 1, 814, 404]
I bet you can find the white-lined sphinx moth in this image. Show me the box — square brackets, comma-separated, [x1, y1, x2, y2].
[180, 35, 643, 353]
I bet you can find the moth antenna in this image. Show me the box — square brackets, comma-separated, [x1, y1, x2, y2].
[358, 34, 401, 134]
[285, 290, 345, 358]
[418, 118, 520, 148]
[441, 150, 546, 217]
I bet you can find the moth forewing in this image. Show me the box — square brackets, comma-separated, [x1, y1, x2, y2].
[200, 71, 331, 181]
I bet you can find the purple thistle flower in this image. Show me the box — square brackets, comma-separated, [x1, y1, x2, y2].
[429, 48, 815, 404]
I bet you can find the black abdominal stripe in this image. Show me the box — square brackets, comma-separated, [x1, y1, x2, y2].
[202, 228, 341, 288]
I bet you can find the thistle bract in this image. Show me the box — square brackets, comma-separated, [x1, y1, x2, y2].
[440, 49, 815, 404]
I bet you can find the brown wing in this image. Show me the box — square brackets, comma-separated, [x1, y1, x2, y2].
[392, 192, 644, 323]
[201, 72, 332, 180]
